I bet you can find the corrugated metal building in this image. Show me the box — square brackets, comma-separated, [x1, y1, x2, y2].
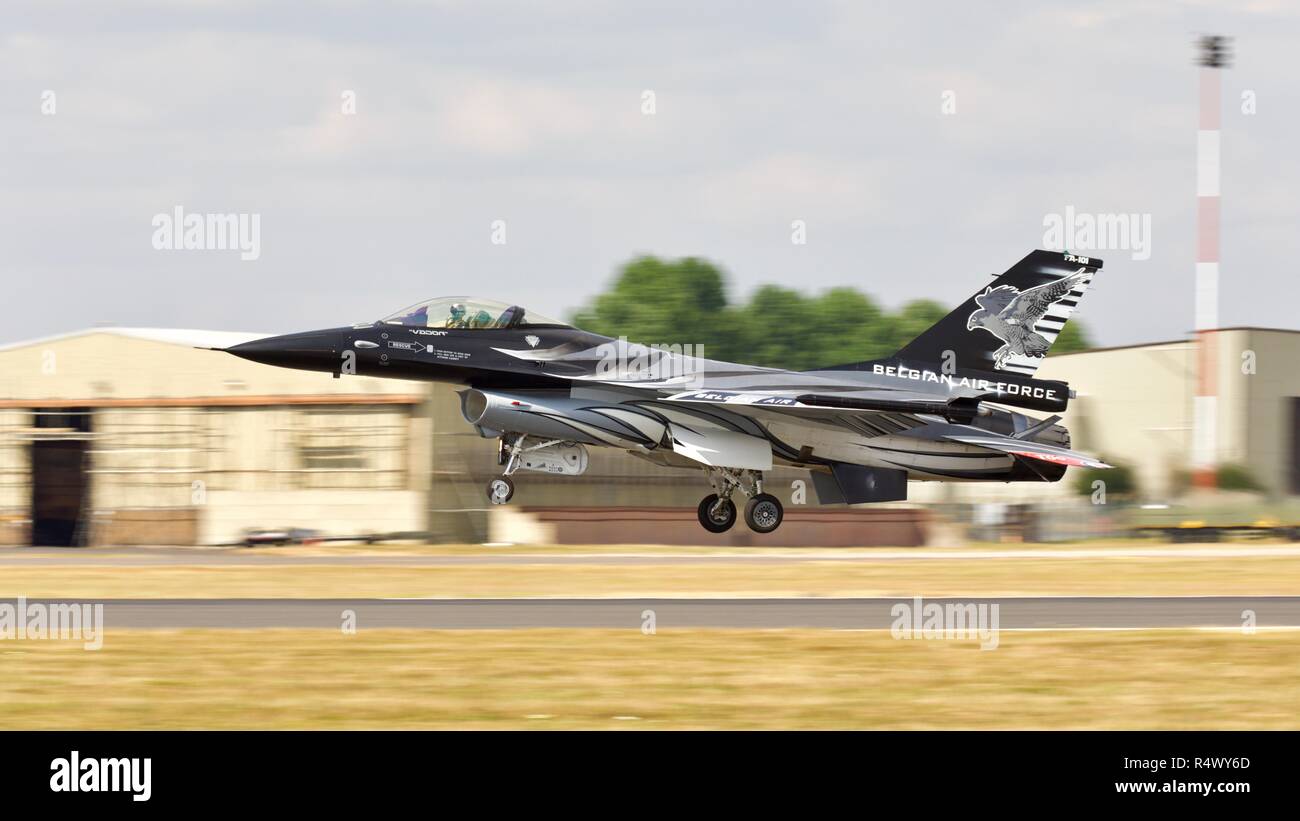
[1039, 327, 1300, 500]
[0, 328, 429, 546]
[910, 327, 1300, 504]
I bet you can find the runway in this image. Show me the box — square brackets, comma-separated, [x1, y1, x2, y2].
[5, 596, 1299, 629]
[3, 544, 1299, 566]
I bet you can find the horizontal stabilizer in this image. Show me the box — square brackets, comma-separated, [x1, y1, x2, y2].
[1012, 414, 1061, 440]
[943, 433, 1110, 469]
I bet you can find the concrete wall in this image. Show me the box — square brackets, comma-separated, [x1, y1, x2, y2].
[0, 409, 30, 541]
[1035, 340, 1194, 501]
[200, 489, 426, 545]
[1238, 329, 1300, 495]
[492, 506, 932, 547]
[91, 508, 198, 546]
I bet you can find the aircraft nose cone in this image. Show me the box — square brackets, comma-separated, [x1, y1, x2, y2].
[225, 331, 339, 371]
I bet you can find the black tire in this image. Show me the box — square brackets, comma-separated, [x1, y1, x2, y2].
[697, 494, 737, 533]
[486, 476, 515, 505]
[744, 493, 784, 534]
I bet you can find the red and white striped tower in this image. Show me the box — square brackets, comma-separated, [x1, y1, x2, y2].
[1193, 36, 1231, 490]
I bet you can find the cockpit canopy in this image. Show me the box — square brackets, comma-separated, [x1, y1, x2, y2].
[380, 297, 570, 331]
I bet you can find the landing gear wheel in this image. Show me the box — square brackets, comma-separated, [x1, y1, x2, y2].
[697, 494, 737, 533]
[486, 476, 515, 505]
[744, 493, 784, 534]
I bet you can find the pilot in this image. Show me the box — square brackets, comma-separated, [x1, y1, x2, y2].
[446, 303, 467, 328]
[446, 302, 495, 329]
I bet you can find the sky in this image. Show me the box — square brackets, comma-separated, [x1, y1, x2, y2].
[1, 0, 1297, 348]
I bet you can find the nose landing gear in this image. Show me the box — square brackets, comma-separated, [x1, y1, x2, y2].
[486, 476, 515, 505]
[694, 468, 784, 534]
[485, 433, 533, 505]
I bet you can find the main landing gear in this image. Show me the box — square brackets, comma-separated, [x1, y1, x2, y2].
[695, 468, 784, 534]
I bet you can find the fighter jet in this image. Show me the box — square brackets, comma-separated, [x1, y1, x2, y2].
[223, 249, 1109, 534]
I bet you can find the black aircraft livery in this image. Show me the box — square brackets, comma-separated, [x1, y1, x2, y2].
[221, 249, 1109, 534]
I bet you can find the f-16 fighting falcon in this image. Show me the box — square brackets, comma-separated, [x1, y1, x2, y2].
[222, 250, 1110, 534]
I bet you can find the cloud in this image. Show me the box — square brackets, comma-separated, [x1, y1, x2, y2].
[1, 0, 1298, 347]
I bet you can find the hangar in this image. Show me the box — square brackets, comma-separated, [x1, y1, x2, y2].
[0, 328, 429, 546]
[1037, 327, 1300, 501]
[908, 326, 1300, 504]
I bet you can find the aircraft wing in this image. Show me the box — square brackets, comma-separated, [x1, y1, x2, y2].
[649, 390, 1110, 469]
[504, 341, 1101, 461]
[618, 387, 957, 470]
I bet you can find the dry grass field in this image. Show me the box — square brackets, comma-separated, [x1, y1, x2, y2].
[2, 628, 1296, 729]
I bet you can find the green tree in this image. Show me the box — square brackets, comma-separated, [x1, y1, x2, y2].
[571, 255, 1097, 370]
[1049, 321, 1092, 355]
[1216, 463, 1262, 492]
[734, 285, 816, 369]
[570, 256, 744, 361]
[883, 299, 949, 352]
[808, 288, 893, 366]
[1073, 463, 1136, 498]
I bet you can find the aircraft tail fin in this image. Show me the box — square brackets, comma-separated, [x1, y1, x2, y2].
[892, 250, 1102, 376]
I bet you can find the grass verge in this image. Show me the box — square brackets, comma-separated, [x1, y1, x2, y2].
[3, 555, 1300, 598]
[2, 628, 1295, 729]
